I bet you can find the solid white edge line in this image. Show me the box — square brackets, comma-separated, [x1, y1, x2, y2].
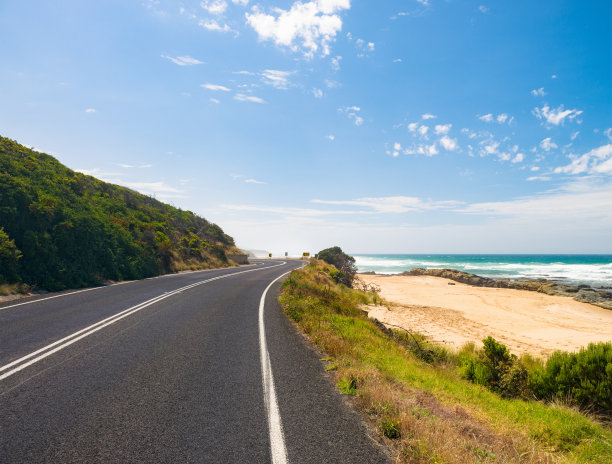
[0, 262, 287, 380]
[259, 270, 292, 464]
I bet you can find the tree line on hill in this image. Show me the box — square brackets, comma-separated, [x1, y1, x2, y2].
[0, 136, 238, 291]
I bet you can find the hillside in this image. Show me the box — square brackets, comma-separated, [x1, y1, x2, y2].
[0, 136, 240, 291]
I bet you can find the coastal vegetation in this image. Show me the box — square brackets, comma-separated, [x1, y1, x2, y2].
[280, 257, 612, 463]
[0, 136, 239, 291]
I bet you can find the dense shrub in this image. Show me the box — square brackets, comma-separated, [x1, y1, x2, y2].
[460, 337, 612, 415]
[530, 342, 612, 415]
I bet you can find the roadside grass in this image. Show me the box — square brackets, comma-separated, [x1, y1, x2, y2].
[0, 282, 31, 296]
[279, 260, 612, 464]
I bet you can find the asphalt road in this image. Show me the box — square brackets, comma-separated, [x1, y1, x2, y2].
[0, 260, 390, 463]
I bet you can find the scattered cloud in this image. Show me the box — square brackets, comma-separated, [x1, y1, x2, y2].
[479, 113, 512, 124]
[311, 196, 460, 213]
[439, 135, 458, 151]
[531, 87, 546, 97]
[234, 93, 266, 103]
[539, 137, 558, 151]
[201, 83, 231, 91]
[210, 98, 220, 103]
[339, 105, 363, 126]
[527, 176, 551, 181]
[201, 0, 227, 15]
[422, 113, 436, 120]
[533, 104, 583, 126]
[261, 69, 294, 89]
[392, 58, 402, 63]
[232, 0, 249, 5]
[118, 163, 153, 169]
[245, 0, 350, 57]
[434, 123, 451, 135]
[571, 131, 580, 141]
[512, 153, 524, 163]
[161, 54, 204, 66]
[245, 178, 267, 184]
[478, 5, 489, 13]
[331, 55, 342, 70]
[313, 88, 324, 98]
[325, 134, 335, 140]
[199, 19, 233, 33]
[554, 144, 612, 175]
[85, 108, 96, 113]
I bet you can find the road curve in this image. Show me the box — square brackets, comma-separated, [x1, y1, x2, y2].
[0, 260, 390, 463]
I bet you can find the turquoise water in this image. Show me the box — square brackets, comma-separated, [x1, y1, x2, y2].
[353, 255, 612, 287]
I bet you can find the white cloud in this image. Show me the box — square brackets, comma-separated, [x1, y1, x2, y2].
[526, 176, 551, 181]
[119, 163, 153, 169]
[201, 0, 227, 15]
[418, 125, 429, 137]
[201, 83, 231, 91]
[199, 19, 232, 32]
[571, 131, 580, 141]
[511, 153, 524, 163]
[439, 136, 458, 151]
[120, 181, 186, 199]
[434, 123, 451, 135]
[85, 108, 96, 113]
[496, 113, 508, 124]
[479, 113, 493, 122]
[422, 113, 436, 120]
[539, 137, 558, 152]
[325, 134, 335, 140]
[232, 0, 249, 5]
[311, 196, 459, 213]
[403, 143, 438, 156]
[210, 98, 220, 103]
[331, 55, 342, 70]
[479, 5, 489, 13]
[339, 105, 363, 126]
[458, 182, 612, 222]
[234, 93, 266, 103]
[313, 88, 323, 98]
[245, 178, 266, 184]
[531, 87, 546, 97]
[533, 104, 583, 126]
[392, 58, 402, 63]
[407, 122, 418, 132]
[261, 69, 294, 89]
[416, 0, 430, 6]
[554, 144, 612, 175]
[245, 0, 350, 57]
[605, 128, 612, 141]
[161, 54, 204, 66]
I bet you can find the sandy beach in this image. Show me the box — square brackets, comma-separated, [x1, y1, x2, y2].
[360, 274, 612, 358]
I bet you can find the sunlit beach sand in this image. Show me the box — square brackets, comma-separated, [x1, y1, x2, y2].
[360, 274, 612, 358]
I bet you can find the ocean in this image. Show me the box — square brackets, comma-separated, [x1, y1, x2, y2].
[353, 254, 612, 287]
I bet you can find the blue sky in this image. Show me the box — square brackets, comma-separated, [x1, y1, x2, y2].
[1, 0, 611, 254]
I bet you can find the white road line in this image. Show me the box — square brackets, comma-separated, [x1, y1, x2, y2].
[0, 262, 287, 381]
[259, 271, 291, 464]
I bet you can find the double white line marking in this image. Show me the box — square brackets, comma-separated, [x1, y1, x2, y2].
[0, 262, 286, 381]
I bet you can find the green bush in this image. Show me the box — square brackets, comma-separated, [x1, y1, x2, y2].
[460, 337, 612, 415]
[530, 342, 612, 415]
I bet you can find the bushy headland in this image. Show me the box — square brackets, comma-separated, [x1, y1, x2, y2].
[0, 136, 241, 292]
[280, 258, 612, 463]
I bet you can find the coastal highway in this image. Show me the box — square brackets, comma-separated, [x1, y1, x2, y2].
[0, 260, 390, 463]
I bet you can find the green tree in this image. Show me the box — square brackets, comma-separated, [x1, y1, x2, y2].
[0, 227, 22, 283]
[315, 246, 357, 287]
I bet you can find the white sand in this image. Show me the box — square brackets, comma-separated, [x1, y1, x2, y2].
[360, 274, 612, 357]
